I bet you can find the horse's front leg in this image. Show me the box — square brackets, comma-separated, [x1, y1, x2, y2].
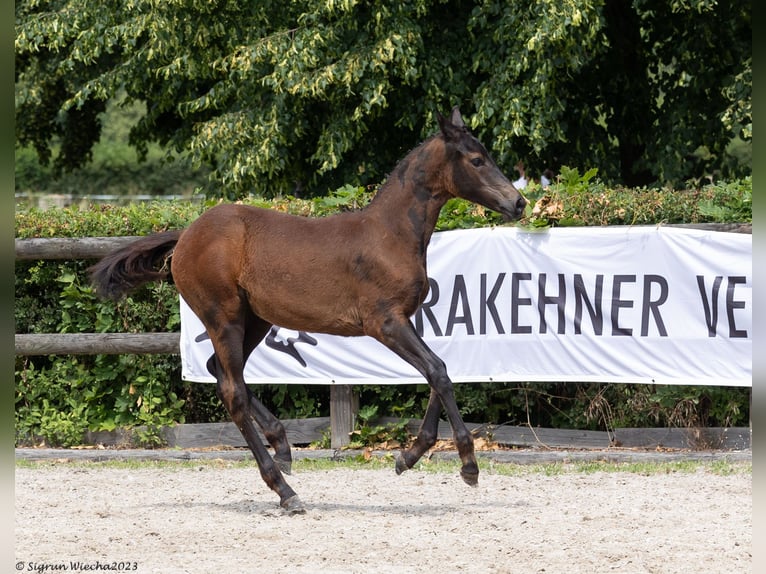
[378, 319, 479, 486]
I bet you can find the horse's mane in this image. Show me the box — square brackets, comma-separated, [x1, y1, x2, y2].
[367, 133, 443, 207]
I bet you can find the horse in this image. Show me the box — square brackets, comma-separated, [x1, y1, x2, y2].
[89, 106, 526, 513]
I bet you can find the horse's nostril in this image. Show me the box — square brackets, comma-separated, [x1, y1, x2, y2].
[516, 196, 527, 211]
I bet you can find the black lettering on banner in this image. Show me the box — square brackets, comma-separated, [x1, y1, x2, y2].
[480, 272, 506, 334]
[726, 276, 748, 338]
[537, 273, 566, 334]
[573, 274, 603, 335]
[641, 275, 669, 336]
[697, 275, 723, 337]
[697, 275, 748, 338]
[413, 271, 745, 341]
[446, 274, 474, 335]
[611, 275, 635, 336]
[511, 272, 533, 334]
[414, 277, 442, 337]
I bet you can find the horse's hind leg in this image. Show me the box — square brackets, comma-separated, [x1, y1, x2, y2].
[395, 389, 440, 475]
[241, 316, 294, 476]
[247, 391, 293, 475]
[207, 313, 304, 513]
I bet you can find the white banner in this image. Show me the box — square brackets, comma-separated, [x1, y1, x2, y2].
[180, 226, 751, 387]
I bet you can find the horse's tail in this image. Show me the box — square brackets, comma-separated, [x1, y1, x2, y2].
[88, 230, 183, 301]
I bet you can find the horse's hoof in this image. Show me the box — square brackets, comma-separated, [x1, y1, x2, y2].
[275, 458, 292, 476]
[281, 495, 305, 515]
[460, 469, 479, 487]
[395, 454, 410, 475]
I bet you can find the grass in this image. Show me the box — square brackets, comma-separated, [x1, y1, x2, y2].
[15, 454, 751, 477]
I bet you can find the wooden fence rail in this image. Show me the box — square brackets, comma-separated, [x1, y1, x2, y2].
[15, 333, 180, 356]
[15, 223, 752, 450]
[15, 236, 140, 260]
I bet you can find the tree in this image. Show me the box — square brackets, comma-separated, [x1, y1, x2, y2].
[467, 0, 751, 186]
[15, 0, 751, 198]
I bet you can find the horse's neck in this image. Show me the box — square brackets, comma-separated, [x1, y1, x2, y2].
[366, 178, 447, 246]
[365, 141, 449, 249]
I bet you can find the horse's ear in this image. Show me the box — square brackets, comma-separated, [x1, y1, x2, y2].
[449, 106, 465, 128]
[437, 106, 466, 141]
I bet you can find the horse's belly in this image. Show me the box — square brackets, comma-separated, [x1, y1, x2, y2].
[245, 280, 365, 336]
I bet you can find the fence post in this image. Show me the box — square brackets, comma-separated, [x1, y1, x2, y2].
[330, 385, 358, 449]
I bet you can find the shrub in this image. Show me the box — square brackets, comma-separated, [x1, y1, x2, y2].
[14, 177, 752, 445]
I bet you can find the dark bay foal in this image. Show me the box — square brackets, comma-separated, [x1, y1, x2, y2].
[89, 107, 526, 513]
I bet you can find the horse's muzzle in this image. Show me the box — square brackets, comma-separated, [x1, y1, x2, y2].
[498, 195, 527, 221]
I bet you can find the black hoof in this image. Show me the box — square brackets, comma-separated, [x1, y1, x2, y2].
[275, 457, 292, 476]
[395, 454, 410, 475]
[281, 495, 305, 515]
[460, 469, 479, 487]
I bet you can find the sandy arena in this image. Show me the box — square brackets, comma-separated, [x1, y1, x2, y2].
[15, 452, 751, 573]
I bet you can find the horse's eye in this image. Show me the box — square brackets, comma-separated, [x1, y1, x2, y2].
[470, 157, 485, 167]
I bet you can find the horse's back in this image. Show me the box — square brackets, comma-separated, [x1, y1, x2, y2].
[184, 202, 355, 241]
[171, 203, 374, 333]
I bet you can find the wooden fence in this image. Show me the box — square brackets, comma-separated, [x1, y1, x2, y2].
[15, 235, 363, 448]
[81, 417, 750, 451]
[15, 223, 752, 451]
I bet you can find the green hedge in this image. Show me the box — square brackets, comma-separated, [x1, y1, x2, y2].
[15, 173, 752, 446]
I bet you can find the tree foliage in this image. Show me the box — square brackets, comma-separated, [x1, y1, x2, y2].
[16, 0, 751, 198]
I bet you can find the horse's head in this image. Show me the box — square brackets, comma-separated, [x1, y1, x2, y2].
[437, 107, 527, 222]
